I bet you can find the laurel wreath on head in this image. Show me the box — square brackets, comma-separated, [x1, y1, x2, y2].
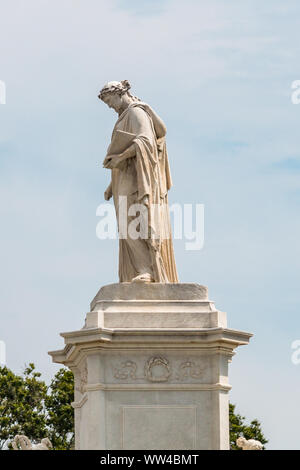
[98, 80, 131, 100]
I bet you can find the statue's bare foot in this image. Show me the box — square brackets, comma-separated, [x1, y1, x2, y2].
[131, 273, 154, 283]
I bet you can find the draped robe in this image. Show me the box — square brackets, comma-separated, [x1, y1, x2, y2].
[108, 102, 178, 283]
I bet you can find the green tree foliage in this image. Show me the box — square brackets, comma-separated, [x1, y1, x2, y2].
[0, 364, 74, 450]
[45, 368, 74, 449]
[0, 364, 47, 450]
[229, 403, 268, 450]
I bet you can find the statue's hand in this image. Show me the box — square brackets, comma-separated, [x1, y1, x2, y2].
[103, 154, 121, 168]
[104, 187, 112, 201]
[106, 155, 127, 170]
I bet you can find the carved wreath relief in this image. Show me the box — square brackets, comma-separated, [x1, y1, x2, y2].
[144, 356, 171, 382]
[113, 356, 203, 383]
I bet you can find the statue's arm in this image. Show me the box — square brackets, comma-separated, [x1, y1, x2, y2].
[104, 107, 153, 170]
[104, 180, 112, 200]
[120, 143, 136, 160]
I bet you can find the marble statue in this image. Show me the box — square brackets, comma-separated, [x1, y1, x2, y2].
[48, 82, 253, 451]
[12, 435, 53, 450]
[98, 80, 178, 283]
[236, 436, 263, 450]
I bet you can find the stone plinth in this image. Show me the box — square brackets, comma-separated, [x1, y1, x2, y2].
[48, 283, 252, 450]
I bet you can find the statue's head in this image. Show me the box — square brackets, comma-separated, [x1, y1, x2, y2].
[98, 80, 140, 113]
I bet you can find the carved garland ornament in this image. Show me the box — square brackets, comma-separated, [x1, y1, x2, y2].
[114, 360, 137, 380]
[176, 360, 203, 381]
[112, 357, 203, 383]
[75, 361, 88, 394]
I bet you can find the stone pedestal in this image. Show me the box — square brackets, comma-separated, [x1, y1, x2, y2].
[48, 283, 252, 450]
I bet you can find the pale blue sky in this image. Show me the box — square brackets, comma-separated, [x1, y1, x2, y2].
[1, 0, 300, 449]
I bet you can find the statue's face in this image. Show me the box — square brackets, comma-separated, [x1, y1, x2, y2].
[102, 93, 123, 113]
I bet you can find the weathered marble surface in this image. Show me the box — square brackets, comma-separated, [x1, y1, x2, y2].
[87, 282, 223, 330]
[49, 283, 252, 450]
